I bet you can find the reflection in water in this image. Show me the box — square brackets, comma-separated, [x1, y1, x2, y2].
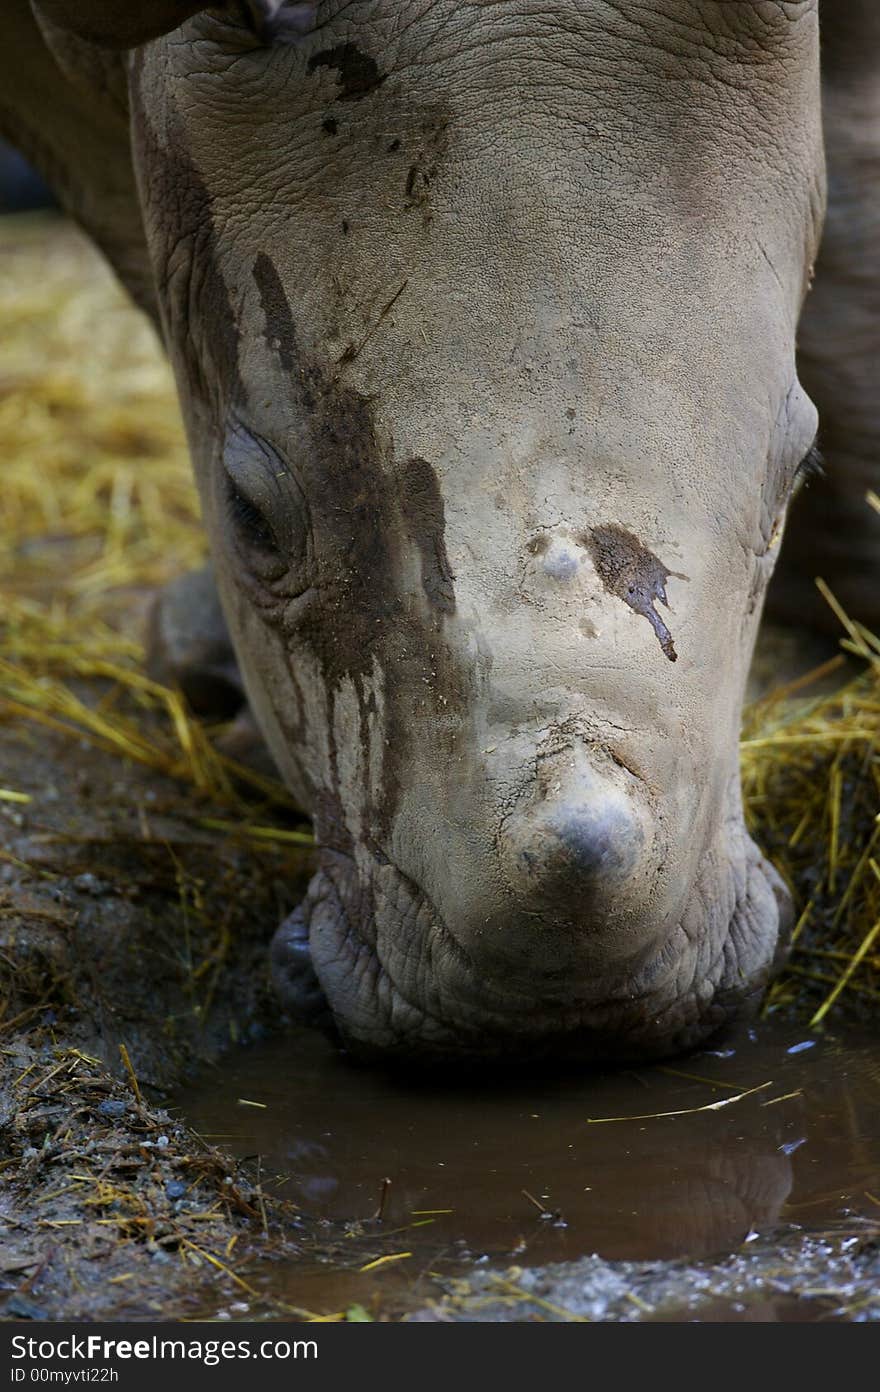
[175, 1025, 879, 1275]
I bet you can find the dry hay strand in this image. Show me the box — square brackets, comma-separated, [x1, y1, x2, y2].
[742, 594, 880, 1025]
[0, 594, 294, 815]
[0, 216, 201, 608]
[0, 214, 877, 1023]
[0, 215, 304, 833]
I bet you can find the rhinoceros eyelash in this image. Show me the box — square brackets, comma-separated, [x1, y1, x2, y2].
[226, 479, 281, 555]
[793, 442, 824, 490]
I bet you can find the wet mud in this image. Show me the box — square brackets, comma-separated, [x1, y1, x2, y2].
[586, 523, 683, 662]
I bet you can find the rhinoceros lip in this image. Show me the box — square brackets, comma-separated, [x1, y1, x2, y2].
[272, 830, 790, 1063]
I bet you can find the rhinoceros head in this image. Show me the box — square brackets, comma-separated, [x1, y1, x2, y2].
[43, 1, 826, 1060]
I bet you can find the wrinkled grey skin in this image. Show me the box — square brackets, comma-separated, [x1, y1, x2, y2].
[1, 2, 873, 1062]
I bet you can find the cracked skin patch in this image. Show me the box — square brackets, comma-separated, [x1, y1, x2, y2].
[585, 524, 686, 663]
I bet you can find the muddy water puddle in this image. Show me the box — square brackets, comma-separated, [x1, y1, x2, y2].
[175, 1025, 879, 1317]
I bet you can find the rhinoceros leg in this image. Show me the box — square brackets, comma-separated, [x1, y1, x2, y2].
[146, 566, 246, 719]
[150, 568, 323, 1018]
[148, 567, 293, 782]
[771, 3, 880, 633]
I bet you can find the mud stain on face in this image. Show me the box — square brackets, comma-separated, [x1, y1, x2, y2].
[585, 524, 685, 663]
[398, 457, 456, 616]
[307, 44, 386, 102]
[249, 255, 469, 845]
[252, 251, 299, 377]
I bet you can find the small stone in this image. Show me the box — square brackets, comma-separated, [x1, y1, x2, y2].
[97, 1099, 128, 1119]
[165, 1180, 186, 1200]
[73, 873, 110, 897]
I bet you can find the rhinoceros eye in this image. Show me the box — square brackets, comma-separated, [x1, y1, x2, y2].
[222, 421, 304, 580]
[228, 0, 318, 44]
[226, 477, 281, 558]
[792, 440, 824, 495]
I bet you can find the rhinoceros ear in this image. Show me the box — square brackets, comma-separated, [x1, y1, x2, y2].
[30, 1, 318, 50]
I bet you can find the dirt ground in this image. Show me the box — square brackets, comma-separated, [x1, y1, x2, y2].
[0, 694, 472, 1322]
[0, 684, 316, 1320]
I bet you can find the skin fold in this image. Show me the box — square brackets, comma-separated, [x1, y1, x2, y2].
[3, 1, 862, 1063]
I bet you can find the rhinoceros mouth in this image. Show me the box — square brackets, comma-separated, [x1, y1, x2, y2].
[270, 829, 792, 1065]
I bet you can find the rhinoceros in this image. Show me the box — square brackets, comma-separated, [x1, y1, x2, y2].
[2, 1, 877, 1061]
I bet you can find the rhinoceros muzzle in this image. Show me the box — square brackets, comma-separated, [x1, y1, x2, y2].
[270, 725, 790, 1065]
